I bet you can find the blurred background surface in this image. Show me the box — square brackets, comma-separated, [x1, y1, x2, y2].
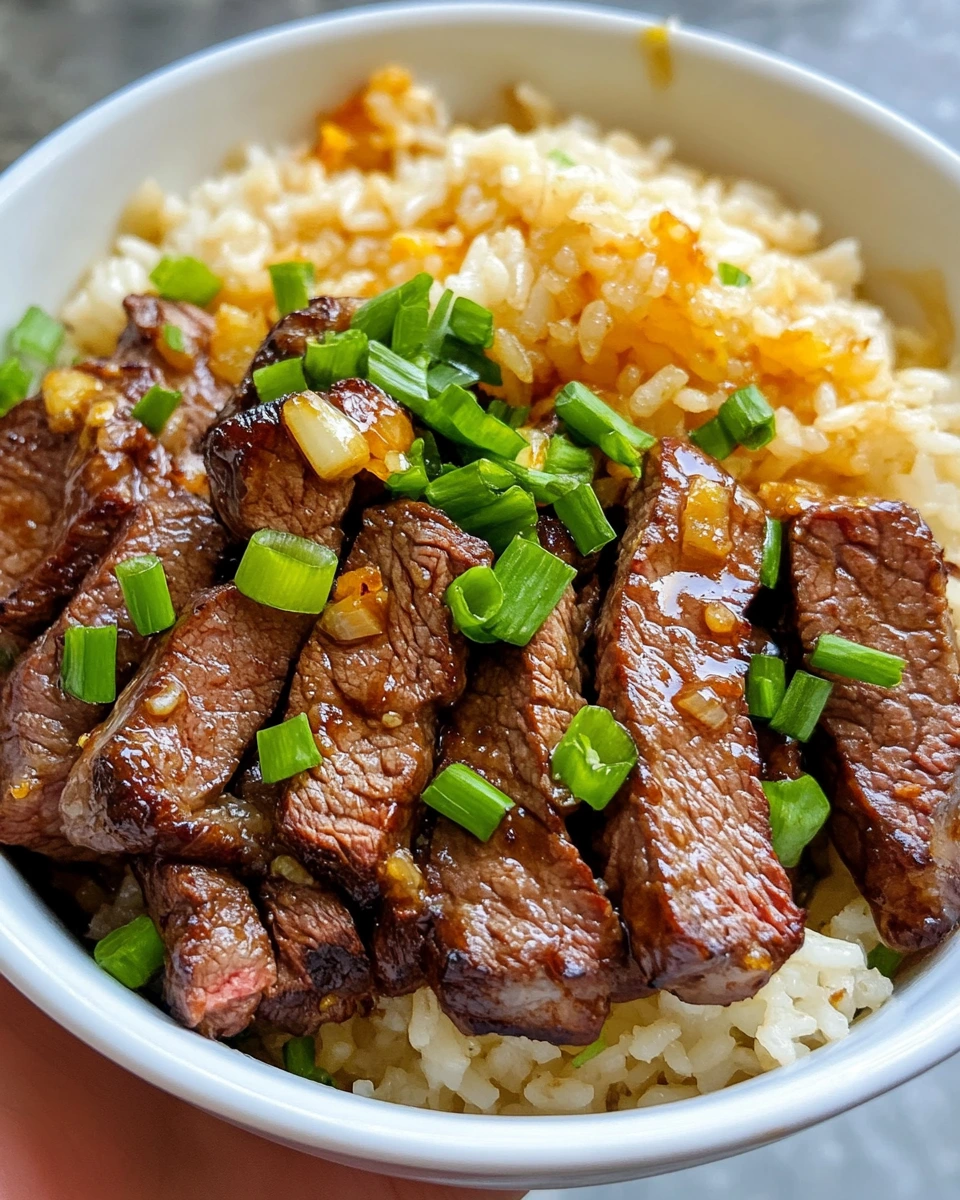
[2, 1, 959, 1196]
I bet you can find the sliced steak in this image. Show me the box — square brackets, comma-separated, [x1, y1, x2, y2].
[597, 438, 804, 1005]
[790, 498, 960, 950]
[224, 296, 362, 418]
[138, 860, 276, 1039]
[0, 482, 226, 858]
[60, 583, 307, 862]
[257, 873, 373, 1034]
[424, 576, 623, 1044]
[279, 501, 490, 908]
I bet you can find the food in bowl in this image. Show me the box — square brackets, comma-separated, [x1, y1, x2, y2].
[0, 65, 957, 1117]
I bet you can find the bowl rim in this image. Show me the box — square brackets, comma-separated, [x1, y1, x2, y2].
[3, 0, 960, 1185]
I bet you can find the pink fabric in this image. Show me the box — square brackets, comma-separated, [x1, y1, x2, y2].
[0, 976, 521, 1200]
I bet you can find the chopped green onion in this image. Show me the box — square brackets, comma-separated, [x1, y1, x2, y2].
[425, 458, 515, 519]
[269, 261, 314, 317]
[554, 382, 654, 475]
[258, 712, 323, 785]
[459, 486, 538, 554]
[235, 529, 338, 614]
[424, 288, 456, 358]
[427, 360, 479, 396]
[866, 944, 903, 978]
[391, 296, 430, 359]
[448, 297, 495, 349]
[9, 306, 65, 364]
[492, 459, 581, 504]
[438, 336, 502, 387]
[367, 340, 430, 414]
[690, 415, 736, 460]
[425, 384, 525, 458]
[551, 705, 637, 811]
[420, 431, 443, 480]
[717, 262, 752, 287]
[808, 633, 906, 688]
[386, 437, 429, 499]
[253, 357, 307, 404]
[571, 1037, 606, 1068]
[114, 554, 176, 636]
[422, 762, 514, 841]
[161, 323, 185, 353]
[718, 385, 776, 450]
[94, 914, 165, 989]
[283, 1035, 336, 1086]
[553, 483, 617, 555]
[544, 434, 595, 482]
[486, 535, 577, 646]
[0, 356, 32, 417]
[445, 565, 504, 644]
[149, 255, 222, 307]
[548, 149, 576, 168]
[760, 517, 783, 589]
[746, 654, 786, 720]
[770, 670, 833, 742]
[304, 329, 369, 389]
[350, 273, 433, 343]
[131, 384, 182, 435]
[487, 399, 530, 429]
[762, 775, 830, 868]
[61, 623, 117, 704]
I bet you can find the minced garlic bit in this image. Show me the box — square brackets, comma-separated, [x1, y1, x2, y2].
[144, 679, 185, 717]
[42, 368, 104, 433]
[704, 601, 736, 634]
[270, 854, 316, 886]
[674, 684, 728, 730]
[9, 780, 31, 801]
[382, 711, 403, 729]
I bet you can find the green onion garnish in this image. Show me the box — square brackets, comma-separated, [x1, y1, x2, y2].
[438, 336, 502, 387]
[424, 288, 456, 358]
[762, 774, 830, 868]
[760, 517, 783, 589]
[487, 399, 530, 429]
[60, 623, 117, 704]
[350, 273, 433, 343]
[258, 712, 323, 784]
[283, 1035, 337, 1085]
[426, 384, 526, 459]
[427, 360, 479, 396]
[114, 554, 176, 636]
[553, 483, 617, 555]
[571, 1037, 606, 1068]
[0, 356, 32, 417]
[149, 256, 222, 307]
[448, 297, 495, 349]
[391, 296, 430, 359]
[253, 357, 307, 404]
[808, 633, 906, 688]
[9, 306, 65, 364]
[444, 565, 504, 644]
[717, 263, 752, 287]
[746, 654, 786, 720]
[718, 384, 776, 450]
[422, 762, 515, 841]
[386, 437, 429, 499]
[234, 529, 338, 614]
[367, 340, 430, 414]
[492, 458, 581, 504]
[161, 323, 185, 353]
[551, 705, 637, 811]
[554, 382, 654, 475]
[425, 458, 514, 520]
[770, 670, 833, 742]
[93, 914, 165, 989]
[269, 261, 315, 317]
[460, 486, 539, 554]
[690, 415, 737, 460]
[131, 384, 183, 435]
[544, 434, 595, 482]
[548, 149, 577, 169]
[486, 535, 577, 646]
[304, 329, 369, 389]
[866, 944, 902, 978]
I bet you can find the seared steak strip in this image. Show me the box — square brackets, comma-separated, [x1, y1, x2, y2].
[280, 501, 490, 911]
[59, 583, 309, 862]
[257, 872, 373, 1034]
[138, 860, 276, 1039]
[424, 573, 625, 1044]
[790, 498, 960, 950]
[597, 438, 803, 1005]
[0, 482, 226, 858]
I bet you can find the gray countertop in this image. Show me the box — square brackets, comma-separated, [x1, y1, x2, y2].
[2, 1, 959, 1197]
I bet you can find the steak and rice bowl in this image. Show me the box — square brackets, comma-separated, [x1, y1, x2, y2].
[2, 65, 959, 1117]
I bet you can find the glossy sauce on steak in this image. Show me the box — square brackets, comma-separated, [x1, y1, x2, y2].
[597, 438, 804, 1004]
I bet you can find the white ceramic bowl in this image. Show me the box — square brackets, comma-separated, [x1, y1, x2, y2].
[2, 3, 960, 1190]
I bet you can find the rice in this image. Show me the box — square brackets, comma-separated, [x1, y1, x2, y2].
[65, 67, 936, 1112]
